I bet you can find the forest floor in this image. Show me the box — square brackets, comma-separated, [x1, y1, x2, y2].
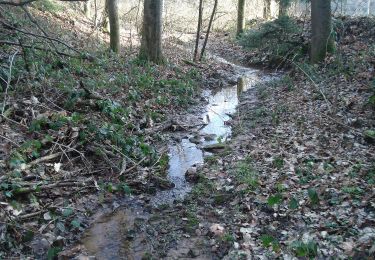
[152, 18, 375, 259]
[84, 17, 373, 259]
[1, 4, 375, 259]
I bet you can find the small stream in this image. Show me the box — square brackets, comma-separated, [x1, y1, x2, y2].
[81, 57, 273, 259]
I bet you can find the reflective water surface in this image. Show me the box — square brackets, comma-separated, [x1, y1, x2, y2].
[81, 58, 273, 259]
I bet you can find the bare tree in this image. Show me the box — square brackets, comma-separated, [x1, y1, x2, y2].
[311, 0, 334, 63]
[237, 0, 246, 36]
[199, 0, 218, 61]
[193, 0, 203, 61]
[108, 0, 120, 53]
[139, 0, 164, 63]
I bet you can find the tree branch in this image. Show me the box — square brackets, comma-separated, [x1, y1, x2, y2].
[0, 0, 87, 6]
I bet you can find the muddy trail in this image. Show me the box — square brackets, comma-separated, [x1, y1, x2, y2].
[71, 56, 274, 259]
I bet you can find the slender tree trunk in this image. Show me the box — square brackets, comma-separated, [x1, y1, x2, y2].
[193, 0, 203, 61]
[199, 0, 218, 61]
[263, 0, 271, 19]
[108, 0, 120, 53]
[368, 0, 372, 15]
[237, 0, 246, 36]
[102, 0, 109, 31]
[278, 0, 288, 17]
[140, 0, 164, 63]
[83, 1, 90, 17]
[94, 0, 97, 26]
[310, 0, 334, 63]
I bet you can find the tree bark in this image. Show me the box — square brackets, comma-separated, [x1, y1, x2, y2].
[193, 0, 203, 61]
[368, 0, 372, 15]
[237, 0, 245, 36]
[108, 0, 120, 53]
[278, 0, 288, 17]
[101, 0, 109, 32]
[140, 0, 164, 63]
[83, 1, 90, 17]
[263, 0, 271, 19]
[199, 0, 218, 61]
[310, 0, 334, 63]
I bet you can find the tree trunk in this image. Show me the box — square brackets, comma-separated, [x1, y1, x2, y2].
[102, 0, 110, 32]
[263, 0, 271, 19]
[237, 0, 245, 36]
[278, 0, 288, 17]
[310, 0, 334, 63]
[107, 0, 120, 53]
[83, 1, 90, 17]
[199, 0, 218, 61]
[140, 0, 164, 63]
[193, 0, 203, 61]
[368, 0, 372, 15]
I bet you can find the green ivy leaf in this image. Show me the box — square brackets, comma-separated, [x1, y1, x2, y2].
[308, 189, 319, 205]
[62, 208, 73, 217]
[267, 193, 283, 206]
[289, 197, 299, 210]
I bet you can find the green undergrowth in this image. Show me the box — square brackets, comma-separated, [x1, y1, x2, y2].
[0, 8, 202, 256]
[238, 16, 305, 67]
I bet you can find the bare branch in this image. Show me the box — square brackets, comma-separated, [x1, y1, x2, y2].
[1, 19, 81, 54]
[1, 50, 19, 116]
[0, 0, 87, 6]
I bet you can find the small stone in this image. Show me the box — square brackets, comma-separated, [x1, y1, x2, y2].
[204, 134, 217, 141]
[210, 224, 225, 236]
[185, 167, 199, 182]
[188, 249, 199, 258]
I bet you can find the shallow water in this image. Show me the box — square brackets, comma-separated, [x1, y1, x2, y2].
[81, 58, 272, 259]
[150, 58, 264, 205]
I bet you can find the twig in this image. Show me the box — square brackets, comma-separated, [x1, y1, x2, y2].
[289, 60, 333, 114]
[120, 156, 147, 176]
[1, 19, 81, 55]
[1, 50, 18, 115]
[0, 134, 20, 147]
[0, 0, 88, 6]
[0, 40, 80, 58]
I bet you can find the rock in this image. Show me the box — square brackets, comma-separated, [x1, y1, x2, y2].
[236, 183, 249, 192]
[188, 249, 199, 258]
[210, 224, 225, 236]
[203, 143, 228, 153]
[30, 236, 50, 257]
[150, 175, 175, 190]
[189, 135, 201, 144]
[185, 167, 199, 182]
[204, 134, 217, 141]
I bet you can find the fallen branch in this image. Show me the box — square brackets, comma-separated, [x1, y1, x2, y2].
[120, 156, 147, 176]
[0, 134, 20, 147]
[14, 180, 90, 195]
[79, 80, 104, 100]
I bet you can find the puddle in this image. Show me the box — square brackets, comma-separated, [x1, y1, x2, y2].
[150, 58, 267, 205]
[80, 57, 274, 259]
